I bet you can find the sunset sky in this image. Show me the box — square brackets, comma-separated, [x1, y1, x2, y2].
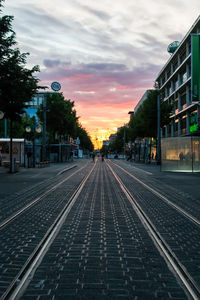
[3, 0, 200, 147]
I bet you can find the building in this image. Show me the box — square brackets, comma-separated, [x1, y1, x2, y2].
[25, 91, 56, 117]
[155, 15, 200, 138]
[128, 111, 134, 121]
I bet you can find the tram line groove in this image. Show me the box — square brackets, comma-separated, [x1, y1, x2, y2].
[1, 162, 96, 300]
[109, 160, 200, 227]
[0, 164, 90, 230]
[106, 161, 200, 300]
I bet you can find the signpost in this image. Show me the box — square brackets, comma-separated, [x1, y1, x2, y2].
[51, 82, 61, 92]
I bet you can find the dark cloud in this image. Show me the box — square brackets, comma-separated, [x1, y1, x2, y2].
[43, 59, 61, 68]
[43, 59, 71, 68]
[40, 59, 161, 92]
[84, 63, 127, 71]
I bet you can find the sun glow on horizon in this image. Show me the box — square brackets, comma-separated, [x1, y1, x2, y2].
[90, 128, 117, 150]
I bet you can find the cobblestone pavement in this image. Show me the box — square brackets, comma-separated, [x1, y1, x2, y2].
[109, 160, 200, 288]
[21, 160, 187, 299]
[0, 160, 91, 223]
[0, 160, 93, 297]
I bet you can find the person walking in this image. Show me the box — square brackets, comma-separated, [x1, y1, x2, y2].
[92, 152, 95, 162]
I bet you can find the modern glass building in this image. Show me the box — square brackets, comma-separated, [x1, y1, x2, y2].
[155, 15, 200, 138]
[25, 91, 56, 118]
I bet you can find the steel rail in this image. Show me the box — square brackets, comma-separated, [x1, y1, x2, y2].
[107, 162, 200, 300]
[0, 164, 88, 230]
[1, 161, 96, 300]
[109, 160, 200, 227]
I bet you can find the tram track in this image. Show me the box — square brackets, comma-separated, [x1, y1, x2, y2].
[1, 159, 199, 299]
[0, 164, 89, 230]
[1, 162, 96, 300]
[0, 162, 95, 300]
[106, 161, 200, 300]
[108, 160, 200, 227]
[0, 165, 78, 224]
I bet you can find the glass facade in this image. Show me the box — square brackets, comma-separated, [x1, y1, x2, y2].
[161, 137, 200, 172]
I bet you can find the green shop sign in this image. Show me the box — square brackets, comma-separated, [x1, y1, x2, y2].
[189, 111, 198, 133]
[191, 34, 200, 102]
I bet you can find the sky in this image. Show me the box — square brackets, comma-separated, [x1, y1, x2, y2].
[2, 0, 200, 148]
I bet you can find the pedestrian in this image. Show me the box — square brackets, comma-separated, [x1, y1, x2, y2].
[0, 151, 2, 166]
[92, 152, 95, 162]
[101, 153, 104, 162]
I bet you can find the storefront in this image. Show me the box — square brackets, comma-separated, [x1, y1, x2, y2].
[161, 137, 200, 172]
[0, 138, 25, 166]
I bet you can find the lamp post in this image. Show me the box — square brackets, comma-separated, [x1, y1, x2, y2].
[0, 111, 4, 167]
[155, 82, 161, 165]
[0, 111, 4, 137]
[42, 95, 47, 162]
[0, 111, 4, 120]
[123, 127, 126, 159]
[25, 117, 41, 168]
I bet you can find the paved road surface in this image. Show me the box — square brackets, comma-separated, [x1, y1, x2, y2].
[0, 159, 199, 299]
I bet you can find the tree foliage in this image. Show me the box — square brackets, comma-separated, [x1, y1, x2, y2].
[129, 90, 172, 140]
[109, 126, 129, 153]
[0, 1, 43, 122]
[75, 123, 94, 151]
[37, 93, 78, 143]
[37, 93, 94, 150]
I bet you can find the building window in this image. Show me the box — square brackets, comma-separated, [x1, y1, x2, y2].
[180, 71, 187, 85]
[180, 116, 186, 134]
[180, 93, 186, 110]
[38, 97, 43, 105]
[180, 51, 186, 64]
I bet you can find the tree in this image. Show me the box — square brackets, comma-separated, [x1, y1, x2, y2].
[109, 126, 129, 153]
[37, 93, 78, 143]
[129, 90, 172, 140]
[37, 93, 94, 151]
[128, 89, 172, 161]
[75, 123, 93, 152]
[0, 1, 43, 172]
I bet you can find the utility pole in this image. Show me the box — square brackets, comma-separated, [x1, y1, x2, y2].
[42, 94, 47, 161]
[33, 117, 36, 168]
[157, 92, 161, 165]
[123, 128, 126, 159]
[4, 119, 7, 138]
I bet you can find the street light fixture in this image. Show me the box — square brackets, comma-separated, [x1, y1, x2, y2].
[155, 82, 161, 165]
[0, 111, 4, 120]
[25, 119, 41, 168]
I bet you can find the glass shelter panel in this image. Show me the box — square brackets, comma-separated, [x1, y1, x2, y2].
[192, 138, 200, 172]
[161, 137, 200, 172]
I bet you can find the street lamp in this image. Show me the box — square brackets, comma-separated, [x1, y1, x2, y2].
[42, 95, 47, 162]
[0, 111, 4, 120]
[123, 127, 126, 159]
[25, 118, 41, 168]
[155, 82, 161, 165]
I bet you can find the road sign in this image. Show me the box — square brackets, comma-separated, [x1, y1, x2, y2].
[51, 82, 61, 91]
